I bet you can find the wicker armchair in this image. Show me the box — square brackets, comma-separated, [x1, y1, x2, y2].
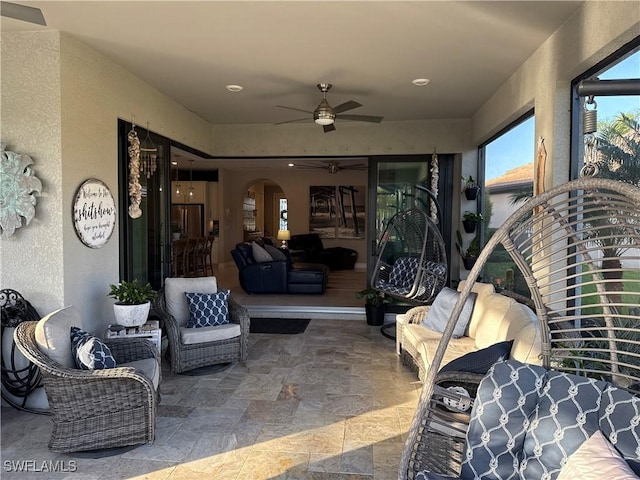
[400, 178, 640, 479]
[13, 307, 159, 453]
[153, 276, 249, 374]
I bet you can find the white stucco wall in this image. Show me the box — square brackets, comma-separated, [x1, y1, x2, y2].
[471, 1, 640, 191]
[1, 31, 214, 334]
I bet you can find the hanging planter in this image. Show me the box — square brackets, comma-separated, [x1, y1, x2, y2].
[462, 219, 477, 233]
[462, 212, 483, 233]
[462, 176, 479, 200]
[462, 256, 478, 270]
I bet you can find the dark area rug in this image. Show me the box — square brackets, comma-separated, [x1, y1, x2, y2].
[250, 318, 310, 334]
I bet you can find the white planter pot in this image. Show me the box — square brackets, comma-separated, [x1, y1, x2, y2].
[113, 301, 151, 327]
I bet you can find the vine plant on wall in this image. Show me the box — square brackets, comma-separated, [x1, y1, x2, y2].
[0, 143, 42, 239]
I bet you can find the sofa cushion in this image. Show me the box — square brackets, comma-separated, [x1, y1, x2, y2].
[462, 360, 547, 479]
[422, 287, 477, 338]
[70, 327, 117, 370]
[519, 370, 606, 479]
[556, 431, 639, 480]
[510, 320, 542, 365]
[180, 323, 241, 345]
[122, 357, 160, 390]
[185, 290, 230, 328]
[34, 306, 80, 369]
[459, 281, 496, 335]
[165, 277, 217, 327]
[599, 384, 640, 475]
[264, 244, 288, 262]
[439, 340, 513, 375]
[252, 242, 273, 263]
[471, 294, 536, 350]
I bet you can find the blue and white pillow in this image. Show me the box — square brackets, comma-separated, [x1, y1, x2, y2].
[70, 327, 117, 370]
[185, 290, 230, 328]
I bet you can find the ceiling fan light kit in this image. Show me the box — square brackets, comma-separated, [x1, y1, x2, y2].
[277, 82, 383, 133]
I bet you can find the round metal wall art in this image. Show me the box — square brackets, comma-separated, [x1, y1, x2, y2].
[0, 143, 42, 239]
[72, 179, 116, 248]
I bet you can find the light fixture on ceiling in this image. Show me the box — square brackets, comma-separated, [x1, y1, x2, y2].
[288, 162, 295, 167]
[188, 159, 194, 200]
[226, 84, 243, 92]
[313, 83, 336, 126]
[412, 78, 430, 86]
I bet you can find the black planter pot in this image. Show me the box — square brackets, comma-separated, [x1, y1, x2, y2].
[365, 303, 385, 326]
[462, 257, 477, 270]
[462, 219, 477, 233]
[464, 187, 479, 200]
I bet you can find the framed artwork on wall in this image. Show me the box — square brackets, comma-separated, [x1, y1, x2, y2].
[309, 185, 365, 239]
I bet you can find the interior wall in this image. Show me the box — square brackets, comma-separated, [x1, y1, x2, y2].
[1, 30, 214, 334]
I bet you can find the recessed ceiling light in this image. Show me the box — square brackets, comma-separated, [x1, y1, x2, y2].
[412, 78, 430, 86]
[171, 160, 178, 165]
[226, 84, 243, 92]
[288, 162, 295, 167]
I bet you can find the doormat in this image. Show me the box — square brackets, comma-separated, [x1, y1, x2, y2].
[250, 318, 310, 334]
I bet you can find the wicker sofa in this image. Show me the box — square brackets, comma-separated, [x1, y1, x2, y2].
[396, 281, 542, 381]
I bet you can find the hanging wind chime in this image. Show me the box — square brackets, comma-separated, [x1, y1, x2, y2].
[140, 122, 158, 179]
[127, 123, 143, 219]
[580, 95, 599, 178]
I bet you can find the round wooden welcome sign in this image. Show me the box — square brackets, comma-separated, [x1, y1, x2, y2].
[73, 179, 116, 248]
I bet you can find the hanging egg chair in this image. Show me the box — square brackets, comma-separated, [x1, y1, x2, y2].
[372, 207, 448, 305]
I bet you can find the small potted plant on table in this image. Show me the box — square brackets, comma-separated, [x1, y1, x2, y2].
[356, 286, 390, 326]
[108, 279, 157, 327]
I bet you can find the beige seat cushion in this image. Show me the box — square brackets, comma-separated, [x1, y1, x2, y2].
[511, 321, 542, 365]
[34, 306, 81, 369]
[180, 323, 241, 345]
[122, 357, 160, 390]
[404, 324, 476, 372]
[164, 276, 218, 327]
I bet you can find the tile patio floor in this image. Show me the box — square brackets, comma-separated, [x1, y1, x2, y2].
[1, 319, 421, 479]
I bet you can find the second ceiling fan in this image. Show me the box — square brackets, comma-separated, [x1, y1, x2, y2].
[276, 83, 383, 133]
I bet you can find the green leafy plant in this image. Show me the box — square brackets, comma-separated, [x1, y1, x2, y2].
[463, 211, 484, 222]
[455, 231, 480, 259]
[355, 287, 389, 307]
[108, 279, 156, 305]
[462, 175, 476, 187]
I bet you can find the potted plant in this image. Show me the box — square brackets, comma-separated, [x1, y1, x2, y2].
[356, 286, 390, 326]
[455, 231, 481, 270]
[108, 279, 157, 327]
[462, 211, 484, 233]
[462, 175, 479, 200]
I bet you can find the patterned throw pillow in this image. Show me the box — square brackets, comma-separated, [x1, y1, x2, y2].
[70, 326, 117, 370]
[185, 290, 230, 328]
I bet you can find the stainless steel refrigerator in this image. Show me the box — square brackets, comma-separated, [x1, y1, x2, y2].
[172, 204, 204, 238]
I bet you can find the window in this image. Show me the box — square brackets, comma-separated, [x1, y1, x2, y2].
[572, 40, 640, 183]
[477, 113, 534, 293]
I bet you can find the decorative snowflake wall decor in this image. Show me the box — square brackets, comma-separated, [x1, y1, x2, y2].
[0, 143, 42, 239]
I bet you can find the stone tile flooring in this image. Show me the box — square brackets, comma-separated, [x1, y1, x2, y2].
[1, 319, 421, 479]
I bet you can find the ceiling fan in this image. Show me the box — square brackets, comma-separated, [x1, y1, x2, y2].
[292, 160, 367, 174]
[276, 83, 383, 133]
[1, 1, 46, 25]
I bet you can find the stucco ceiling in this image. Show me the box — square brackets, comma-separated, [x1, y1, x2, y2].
[3, 1, 584, 171]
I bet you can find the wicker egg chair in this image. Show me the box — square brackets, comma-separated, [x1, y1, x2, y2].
[399, 177, 640, 479]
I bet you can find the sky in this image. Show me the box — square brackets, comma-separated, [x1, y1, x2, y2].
[485, 50, 639, 182]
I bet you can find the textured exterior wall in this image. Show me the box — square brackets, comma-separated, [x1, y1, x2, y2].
[0, 31, 64, 315]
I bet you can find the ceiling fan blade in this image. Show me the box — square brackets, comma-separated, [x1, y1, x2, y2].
[1, 1, 46, 25]
[275, 117, 309, 125]
[332, 100, 362, 114]
[275, 105, 313, 115]
[337, 114, 384, 123]
[323, 123, 336, 133]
